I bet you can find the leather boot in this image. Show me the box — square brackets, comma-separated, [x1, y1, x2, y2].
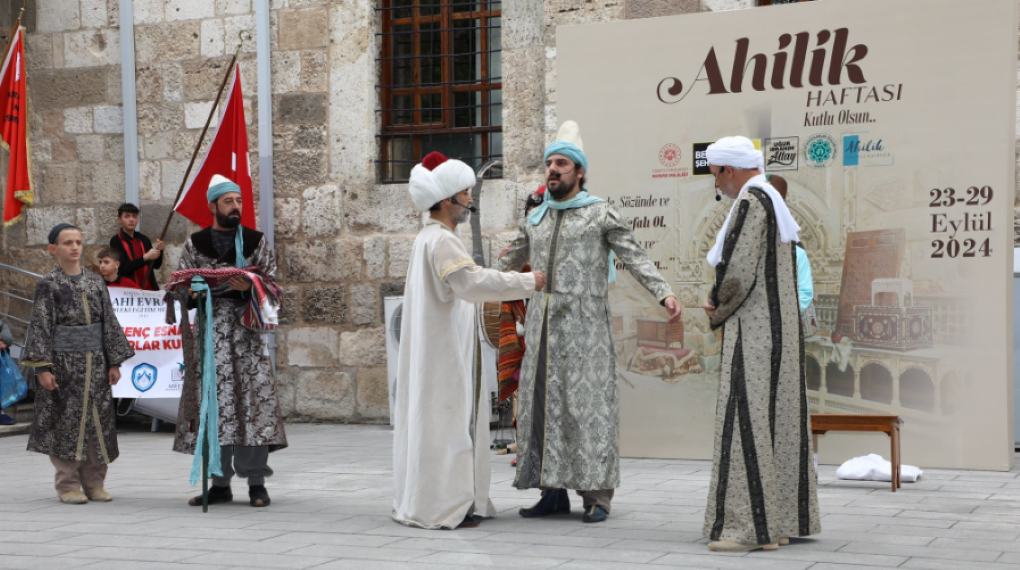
[519, 488, 570, 518]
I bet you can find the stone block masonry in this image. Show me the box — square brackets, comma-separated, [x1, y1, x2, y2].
[4, 0, 1020, 425]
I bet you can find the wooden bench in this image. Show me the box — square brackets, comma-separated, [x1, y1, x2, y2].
[811, 414, 903, 492]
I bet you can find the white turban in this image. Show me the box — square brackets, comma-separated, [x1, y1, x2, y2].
[706, 135, 764, 173]
[407, 158, 476, 211]
[705, 136, 800, 267]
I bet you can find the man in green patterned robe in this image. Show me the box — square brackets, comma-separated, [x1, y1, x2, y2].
[499, 121, 682, 523]
[701, 136, 821, 552]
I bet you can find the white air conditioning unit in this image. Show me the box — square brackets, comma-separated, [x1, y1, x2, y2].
[383, 295, 499, 427]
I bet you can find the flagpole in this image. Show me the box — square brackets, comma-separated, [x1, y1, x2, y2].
[0, 1, 28, 74]
[142, 37, 245, 288]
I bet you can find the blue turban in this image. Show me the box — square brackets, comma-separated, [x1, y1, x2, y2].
[207, 178, 241, 203]
[544, 141, 588, 172]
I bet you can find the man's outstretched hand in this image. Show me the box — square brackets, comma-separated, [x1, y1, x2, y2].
[664, 296, 683, 323]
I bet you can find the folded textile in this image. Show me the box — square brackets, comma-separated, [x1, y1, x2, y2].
[497, 300, 526, 402]
[836, 453, 922, 483]
[165, 267, 281, 332]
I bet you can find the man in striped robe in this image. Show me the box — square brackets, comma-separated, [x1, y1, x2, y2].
[701, 136, 821, 552]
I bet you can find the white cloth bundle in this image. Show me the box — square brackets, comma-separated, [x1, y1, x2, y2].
[836, 453, 922, 483]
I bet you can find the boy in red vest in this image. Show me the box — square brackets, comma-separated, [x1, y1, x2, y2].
[97, 249, 140, 289]
[109, 203, 164, 290]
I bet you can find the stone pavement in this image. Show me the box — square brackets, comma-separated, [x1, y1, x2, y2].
[1, 423, 1019, 570]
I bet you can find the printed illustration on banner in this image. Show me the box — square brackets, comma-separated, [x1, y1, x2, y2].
[843, 134, 893, 167]
[131, 363, 158, 392]
[765, 137, 799, 171]
[804, 133, 837, 167]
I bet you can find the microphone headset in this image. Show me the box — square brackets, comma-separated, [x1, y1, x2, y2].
[550, 167, 575, 180]
[715, 166, 725, 201]
[450, 196, 477, 213]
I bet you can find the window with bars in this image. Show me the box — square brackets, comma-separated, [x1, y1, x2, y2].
[376, 1, 502, 183]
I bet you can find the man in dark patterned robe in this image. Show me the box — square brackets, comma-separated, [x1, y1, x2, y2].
[701, 136, 821, 552]
[22, 224, 135, 504]
[500, 122, 682, 523]
[176, 175, 286, 508]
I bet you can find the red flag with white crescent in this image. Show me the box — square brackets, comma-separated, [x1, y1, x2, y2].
[174, 63, 255, 229]
[1, 27, 33, 227]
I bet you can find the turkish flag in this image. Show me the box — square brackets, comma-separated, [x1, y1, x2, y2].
[174, 63, 256, 229]
[1, 27, 33, 226]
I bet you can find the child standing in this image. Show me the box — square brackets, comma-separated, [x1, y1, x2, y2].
[97, 248, 140, 289]
[21, 224, 134, 504]
[110, 203, 164, 290]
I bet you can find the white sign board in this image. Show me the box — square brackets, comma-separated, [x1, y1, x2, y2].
[110, 288, 189, 399]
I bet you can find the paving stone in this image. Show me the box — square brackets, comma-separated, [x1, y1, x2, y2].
[744, 548, 906, 566]
[899, 558, 1020, 570]
[416, 551, 566, 568]
[1, 427, 1018, 569]
[839, 541, 1003, 562]
[171, 551, 334, 569]
[649, 552, 814, 569]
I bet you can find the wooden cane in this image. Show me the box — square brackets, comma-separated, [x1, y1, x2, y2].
[139, 36, 246, 289]
[202, 433, 209, 513]
[201, 290, 210, 512]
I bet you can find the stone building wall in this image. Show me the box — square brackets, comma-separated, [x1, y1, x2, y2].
[1, 0, 1018, 425]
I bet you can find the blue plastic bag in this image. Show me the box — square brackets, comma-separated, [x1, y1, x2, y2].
[0, 351, 28, 409]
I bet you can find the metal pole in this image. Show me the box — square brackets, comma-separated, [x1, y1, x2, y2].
[118, 0, 140, 210]
[256, 0, 274, 247]
[255, 0, 277, 371]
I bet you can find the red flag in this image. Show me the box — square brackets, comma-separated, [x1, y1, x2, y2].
[1, 27, 33, 227]
[174, 64, 255, 229]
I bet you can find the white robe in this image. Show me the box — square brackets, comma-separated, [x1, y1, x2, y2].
[393, 219, 536, 529]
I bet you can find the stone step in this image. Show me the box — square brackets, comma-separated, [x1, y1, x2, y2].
[0, 423, 29, 438]
[0, 399, 34, 437]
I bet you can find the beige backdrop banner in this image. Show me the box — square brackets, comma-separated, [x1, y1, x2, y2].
[557, 0, 1017, 470]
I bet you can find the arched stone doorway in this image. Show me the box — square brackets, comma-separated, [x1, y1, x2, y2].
[826, 362, 854, 397]
[900, 368, 935, 412]
[860, 362, 893, 404]
[806, 356, 821, 391]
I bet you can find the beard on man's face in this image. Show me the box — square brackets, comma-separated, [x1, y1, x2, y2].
[548, 178, 576, 200]
[216, 209, 241, 228]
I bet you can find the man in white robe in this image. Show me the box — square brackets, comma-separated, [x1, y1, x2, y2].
[393, 152, 547, 530]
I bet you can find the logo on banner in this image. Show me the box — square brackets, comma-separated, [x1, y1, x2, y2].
[172, 362, 185, 383]
[843, 134, 892, 167]
[804, 134, 837, 167]
[764, 137, 799, 172]
[652, 143, 689, 179]
[693, 142, 712, 176]
[132, 363, 157, 393]
[658, 144, 682, 167]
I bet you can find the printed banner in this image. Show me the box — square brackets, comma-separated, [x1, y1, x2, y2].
[559, 0, 1017, 469]
[110, 289, 189, 399]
